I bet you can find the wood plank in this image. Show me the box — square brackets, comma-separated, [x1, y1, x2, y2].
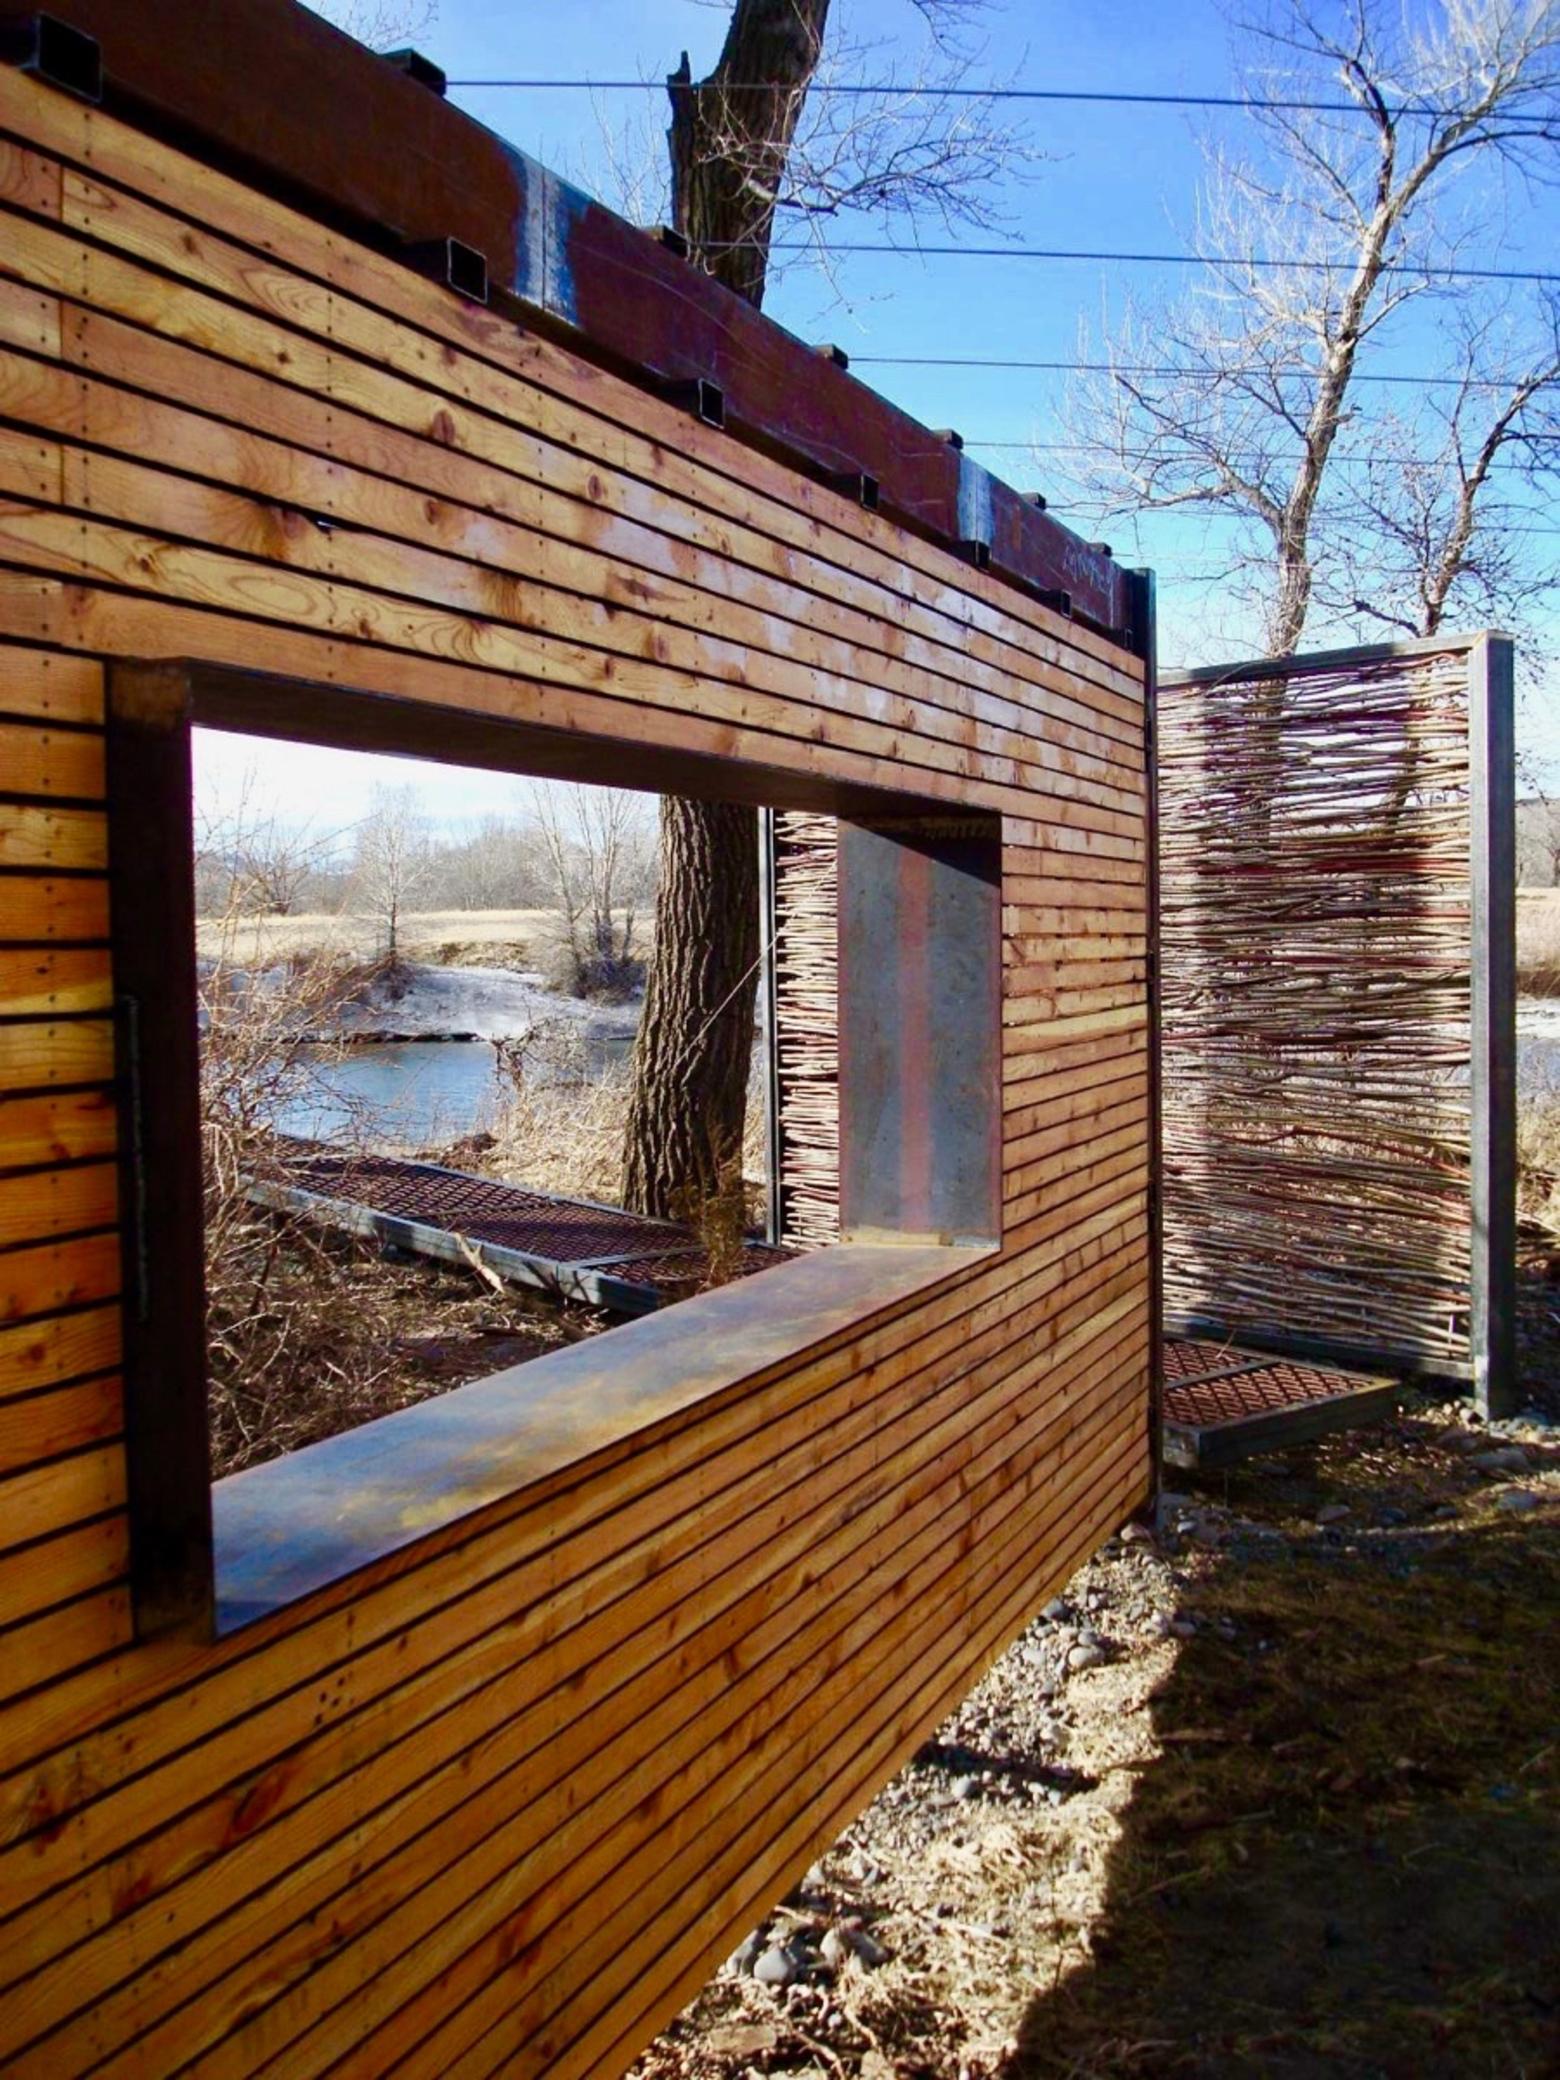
[0, 805, 105, 873]
[0, 1444, 123, 1554]
[0, 875, 109, 944]
[0, 947, 111, 1018]
[94, 1373, 1147, 2080]
[0, 1230, 119, 1324]
[0, 1375, 121, 1476]
[0, 65, 1153, 2080]
[0, 1092, 115, 1174]
[289, 1400, 1149, 2080]
[0, 1232, 1127, 1885]
[0, 1304, 1145, 2058]
[0, 1513, 126, 1627]
[0, 197, 1145, 743]
[0, 722, 104, 801]
[0, 1159, 116, 1248]
[0, 644, 101, 727]
[0, 1588, 131, 1705]
[569, 1450, 1147, 2080]
[0, 1019, 113, 1093]
[0, 487, 1121, 816]
[43, 153, 1145, 702]
[0, 277, 60, 356]
[0, 351, 1147, 816]
[0, 1246, 1142, 1989]
[0, 1304, 119, 1400]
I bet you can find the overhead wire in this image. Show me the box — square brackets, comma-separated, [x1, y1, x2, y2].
[446, 78, 1553, 124]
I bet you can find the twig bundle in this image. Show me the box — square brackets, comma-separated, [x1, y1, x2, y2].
[771, 811, 841, 1248]
[1160, 647, 1476, 1362]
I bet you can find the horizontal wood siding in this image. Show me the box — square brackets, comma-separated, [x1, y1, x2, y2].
[0, 68, 1151, 2080]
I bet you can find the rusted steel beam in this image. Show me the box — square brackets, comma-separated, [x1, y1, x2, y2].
[17, 0, 1131, 635]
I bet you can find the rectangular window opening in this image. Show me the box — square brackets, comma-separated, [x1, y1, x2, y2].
[107, 665, 1002, 1636]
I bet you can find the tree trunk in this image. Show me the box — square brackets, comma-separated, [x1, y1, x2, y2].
[621, 0, 830, 1218]
[622, 798, 761, 1217]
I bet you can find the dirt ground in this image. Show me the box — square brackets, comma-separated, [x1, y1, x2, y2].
[628, 1266, 1560, 2080]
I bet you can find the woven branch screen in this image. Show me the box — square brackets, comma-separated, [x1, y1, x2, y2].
[1159, 644, 1480, 1371]
[769, 811, 841, 1249]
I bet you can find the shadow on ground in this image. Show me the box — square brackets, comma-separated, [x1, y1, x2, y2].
[1002, 1494, 1560, 2079]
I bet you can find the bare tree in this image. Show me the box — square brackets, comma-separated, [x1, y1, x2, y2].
[1070, 0, 1560, 658]
[624, 0, 1024, 1219]
[1313, 300, 1560, 640]
[193, 770, 340, 920]
[532, 783, 655, 1000]
[353, 784, 431, 962]
[305, 0, 436, 51]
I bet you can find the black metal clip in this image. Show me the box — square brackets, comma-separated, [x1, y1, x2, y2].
[667, 377, 726, 430]
[380, 47, 447, 96]
[0, 12, 101, 101]
[404, 236, 489, 306]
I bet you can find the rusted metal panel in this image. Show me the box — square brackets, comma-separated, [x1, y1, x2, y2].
[21, 0, 1130, 633]
[838, 813, 1002, 1246]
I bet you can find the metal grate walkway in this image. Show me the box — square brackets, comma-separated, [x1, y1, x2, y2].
[246, 1147, 793, 1316]
[1164, 1336, 1401, 1469]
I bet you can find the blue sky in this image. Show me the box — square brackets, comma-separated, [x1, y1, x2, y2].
[204, 1, 1560, 823]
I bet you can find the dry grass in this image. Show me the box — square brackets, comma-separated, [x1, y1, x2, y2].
[1520, 1089, 1560, 1230]
[1517, 886, 1560, 995]
[194, 906, 645, 971]
[460, 1026, 770, 1221]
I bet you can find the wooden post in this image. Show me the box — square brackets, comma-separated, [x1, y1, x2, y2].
[1469, 633, 1517, 1417]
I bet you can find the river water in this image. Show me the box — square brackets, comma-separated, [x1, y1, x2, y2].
[273, 1002, 1554, 1149]
[275, 1034, 634, 1147]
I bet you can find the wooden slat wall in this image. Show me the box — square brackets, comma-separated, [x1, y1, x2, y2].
[0, 66, 1151, 2080]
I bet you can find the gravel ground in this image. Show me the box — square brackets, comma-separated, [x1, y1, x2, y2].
[629, 1274, 1560, 2080]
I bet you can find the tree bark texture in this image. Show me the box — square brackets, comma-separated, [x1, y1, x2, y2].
[622, 797, 762, 1218]
[622, 0, 830, 1217]
[666, 0, 831, 309]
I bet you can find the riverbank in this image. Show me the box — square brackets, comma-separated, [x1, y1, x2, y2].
[320, 959, 641, 1047]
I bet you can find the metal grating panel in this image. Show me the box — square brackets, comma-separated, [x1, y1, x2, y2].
[282, 1150, 694, 1265]
[1162, 1335, 1401, 1468]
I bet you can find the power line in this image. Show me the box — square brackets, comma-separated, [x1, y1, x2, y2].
[734, 241, 1560, 284]
[447, 77, 1546, 122]
[851, 355, 1543, 391]
[959, 438, 1555, 471]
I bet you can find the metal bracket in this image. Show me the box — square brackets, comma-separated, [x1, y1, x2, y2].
[834, 470, 880, 512]
[380, 46, 447, 95]
[667, 376, 726, 430]
[404, 235, 488, 304]
[0, 11, 101, 100]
